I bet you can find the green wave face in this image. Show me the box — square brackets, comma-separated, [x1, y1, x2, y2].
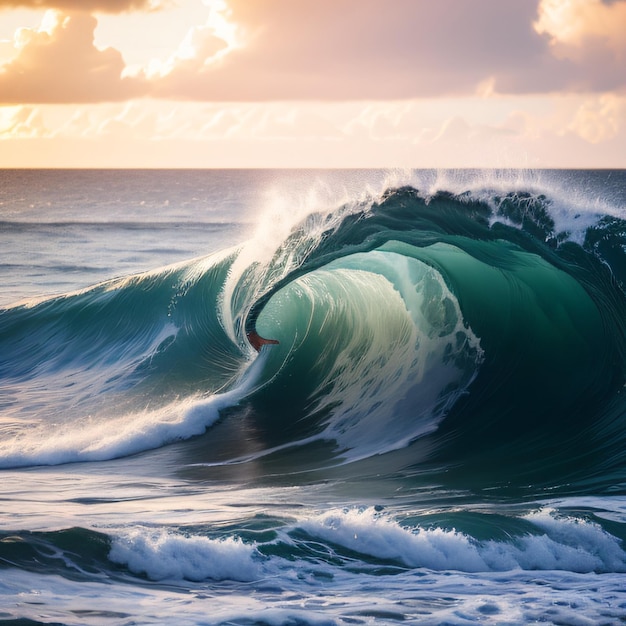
[254, 249, 482, 455]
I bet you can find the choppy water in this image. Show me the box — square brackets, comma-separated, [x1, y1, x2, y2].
[1, 168, 626, 625]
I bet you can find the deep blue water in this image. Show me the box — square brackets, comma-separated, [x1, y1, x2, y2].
[1, 169, 626, 625]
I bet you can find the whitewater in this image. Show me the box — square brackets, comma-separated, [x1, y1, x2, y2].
[1, 168, 625, 625]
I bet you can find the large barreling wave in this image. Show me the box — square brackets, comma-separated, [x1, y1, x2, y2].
[1, 169, 625, 492]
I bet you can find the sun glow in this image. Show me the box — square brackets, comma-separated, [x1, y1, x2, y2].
[203, 0, 243, 59]
[147, 0, 243, 78]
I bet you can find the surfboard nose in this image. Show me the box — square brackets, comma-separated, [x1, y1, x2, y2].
[246, 330, 279, 352]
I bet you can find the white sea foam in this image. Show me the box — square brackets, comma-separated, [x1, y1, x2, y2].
[375, 168, 621, 246]
[3, 564, 626, 626]
[107, 507, 626, 586]
[0, 396, 216, 468]
[299, 507, 626, 574]
[109, 528, 260, 582]
[0, 349, 268, 468]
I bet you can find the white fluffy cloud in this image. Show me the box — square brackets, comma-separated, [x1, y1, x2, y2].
[152, 0, 626, 101]
[154, 0, 549, 100]
[535, 0, 626, 59]
[2, 1, 625, 104]
[0, 10, 147, 103]
[533, 0, 626, 91]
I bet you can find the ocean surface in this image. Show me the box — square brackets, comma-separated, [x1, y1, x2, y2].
[1, 168, 626, 625]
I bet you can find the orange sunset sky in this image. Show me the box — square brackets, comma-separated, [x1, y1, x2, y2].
[0, 0, 625, 168]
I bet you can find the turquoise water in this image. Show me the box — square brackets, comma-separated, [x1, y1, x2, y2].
[1, 169, 626, 625]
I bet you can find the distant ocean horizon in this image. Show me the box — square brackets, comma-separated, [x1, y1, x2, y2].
[1, 167, 626, 625]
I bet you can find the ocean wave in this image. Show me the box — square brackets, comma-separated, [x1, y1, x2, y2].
[104, 507, 626, 582]
[297, 507, 626, 574]
[109, 528, 260, 582]
[2, 504, 625, 625]
[0, 174, 625, 485]
[4, 507, 623, 585]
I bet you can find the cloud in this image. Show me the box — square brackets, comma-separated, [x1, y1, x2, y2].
[534, 0, 626, 59]
[0, 0, 162, 12]
[0, 10, 148, 103]
[343, 103, 418, 140]
[0, 105, 47, 136]
[567, 93, 626, 143]
[533, 0, 626, 91]
[155, 0, 554, 101]
[147, 4, 235, 80]
[95, 101, 159, 137]
[149, 0, 626, 101]
[1, 0, 625, 105]
[2, 96, 625, 167]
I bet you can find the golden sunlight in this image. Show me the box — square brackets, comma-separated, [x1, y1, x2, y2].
[147, 0, 244, 78]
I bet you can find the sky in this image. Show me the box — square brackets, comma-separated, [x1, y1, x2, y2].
[0, 0, 625, 168]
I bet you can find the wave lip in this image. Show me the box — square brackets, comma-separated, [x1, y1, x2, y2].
[109, 528, 261, 582]
[298, 507, 626, 574]
[104, 507, 626, 584]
